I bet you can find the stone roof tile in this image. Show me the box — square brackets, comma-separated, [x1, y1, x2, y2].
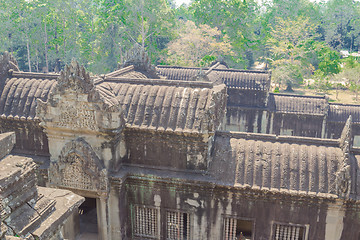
[211, 132, 343, 197]
[329, 103, 360, 123]
[268, 93, 328, 115]
[157, 65, 270, 91]
[96, 78, 225, 133]
[0, 72, 57, 120]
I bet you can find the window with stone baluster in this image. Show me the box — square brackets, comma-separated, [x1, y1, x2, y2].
[166, 210, 191, 240]
[223, 217, 254, 240]
[272, 223, 307, 240]
[132, 205, 159, 239]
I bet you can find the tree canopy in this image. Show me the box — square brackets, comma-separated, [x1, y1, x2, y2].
[1, 0, 360, 79]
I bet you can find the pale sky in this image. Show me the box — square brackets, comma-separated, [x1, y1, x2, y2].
[174, 0, 192, 7]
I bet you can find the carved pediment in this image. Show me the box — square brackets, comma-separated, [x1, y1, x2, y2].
[49, 138, 108, 195]
[37, 60, 125, 132]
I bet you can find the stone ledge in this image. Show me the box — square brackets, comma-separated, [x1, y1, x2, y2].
[0, 132, 15, 160]
[30, 187, 84, 240]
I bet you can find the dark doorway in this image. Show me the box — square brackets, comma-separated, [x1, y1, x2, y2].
[77, 197, 98, 240]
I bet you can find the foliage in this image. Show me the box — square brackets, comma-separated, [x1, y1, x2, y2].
[268, 16, 317, 59]
[166, 21, 232, 67]
[317, 47, 341, 76]
[0, 0, 175, 73]
[190, 0, 260, 68]
[322, 0, 360, 51]
[0, 0, 360, 82]
[334, 65, 360, 101]
[313, 76, 333, 93]
[272, 63, 303, 91]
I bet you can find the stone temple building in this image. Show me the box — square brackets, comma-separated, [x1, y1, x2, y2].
[0, 131, 84, 240]
[1, 48, 360, 240]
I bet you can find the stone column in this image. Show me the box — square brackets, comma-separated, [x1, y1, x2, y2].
[324, 201, 345, 240]
[97, 197, 109, 240]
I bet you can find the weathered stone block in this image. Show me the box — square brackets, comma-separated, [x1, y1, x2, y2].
[0, 132, 15, 160]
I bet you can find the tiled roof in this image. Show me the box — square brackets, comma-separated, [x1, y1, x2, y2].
[104, 65, 148, 79]
[0, 72, 58, 120]
[157, 65, 271, 91]
[96, 78, 225, 133]
[156, 66, 199, 81]
[211, 132, 343, 197]
[219, 69, 270, 90]
[267, 93, 328, 115]
[329, 103, 360, 123]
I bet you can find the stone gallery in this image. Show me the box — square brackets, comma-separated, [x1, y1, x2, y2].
[1, 48, 360, 240]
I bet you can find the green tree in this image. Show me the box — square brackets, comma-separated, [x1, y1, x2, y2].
[334, 66, 360, 101]
[268, 16, 317, 64]
[322, 0, 360, 51]
[272, 63, 303, 91]
[190, 0, 260, 68]
[268, 16, 318, 89]
[166, 21, 232, 67]
[317, 48, 341, 76]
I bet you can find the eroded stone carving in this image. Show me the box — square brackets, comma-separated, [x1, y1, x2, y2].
[37, 60, 125, 132]
[50, 138, 108, 194]
[336, 115, 352, 199]
[0, 52, 19, 81]
[57, 103, 96, 130]
[122, 45, 159, 79]
[55, 59, 93, 94]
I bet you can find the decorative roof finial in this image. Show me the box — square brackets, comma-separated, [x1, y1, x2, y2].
[121, 45, 159, 79]
[55, 59, 93, 94]
[336, 115, 353, 199]
[340, 115, 353, 151]
[0, 52, 19, 78]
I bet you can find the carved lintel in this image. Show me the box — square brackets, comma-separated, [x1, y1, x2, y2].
[49, 138, 109, 195]
[340, 115, 353, 151]
[336, 164, 351, 199]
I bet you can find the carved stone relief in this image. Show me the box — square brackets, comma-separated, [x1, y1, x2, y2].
[49, 138, 108, 194]
[37, 60, 124, 133]
[56, 102, 96, 131]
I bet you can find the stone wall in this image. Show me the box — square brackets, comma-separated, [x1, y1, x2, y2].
[124, 129, 212, 171]
[0, 118, 49, 156]
[121, 176, 356, 240]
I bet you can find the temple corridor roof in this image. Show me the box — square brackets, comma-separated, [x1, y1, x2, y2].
[268, 93, 328, 115]
[0, 72, 57, 120]
[95, 77, 225, 133]
[157, 65, 271, 91]
[211, 131, 349, 198]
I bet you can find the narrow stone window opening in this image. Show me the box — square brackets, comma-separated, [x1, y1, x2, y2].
[166, 211, 191, 240]
[78, 197, 98, 239]
[223, 217, 253, 240]
[273, 223, 305, 240]
[133, 205, 158, 238]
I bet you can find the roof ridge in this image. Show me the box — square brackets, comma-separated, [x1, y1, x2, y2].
[270, 93, 328, 100]
[216, 131, 339, 146]
[104, 77, 214, 88]
[105, 65, 135, 78]
[11, 71, 59, 79]
[330, 102, 360, 107]
[157, 65, 270, 74]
